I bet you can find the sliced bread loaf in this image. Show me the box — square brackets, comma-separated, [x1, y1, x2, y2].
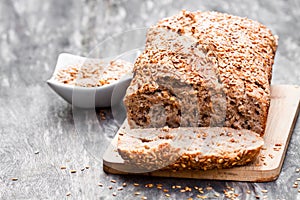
[117, 123, 264, 171]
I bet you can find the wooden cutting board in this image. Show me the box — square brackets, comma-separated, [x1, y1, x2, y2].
[103, 85, 300, 182]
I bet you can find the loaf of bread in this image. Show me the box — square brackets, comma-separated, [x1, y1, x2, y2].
[117, 122, 264, 171]
[124, 10, 278, 136]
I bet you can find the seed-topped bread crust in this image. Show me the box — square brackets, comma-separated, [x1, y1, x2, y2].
[124, 10, 278, 135]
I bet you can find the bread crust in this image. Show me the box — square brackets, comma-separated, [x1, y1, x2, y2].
[124, 10, 278, 136]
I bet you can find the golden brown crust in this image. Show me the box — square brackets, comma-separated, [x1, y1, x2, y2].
[125, 10, 278, 135]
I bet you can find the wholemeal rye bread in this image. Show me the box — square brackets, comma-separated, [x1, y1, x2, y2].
[124, 10, 278, 136]
[117, 123, 264, 171]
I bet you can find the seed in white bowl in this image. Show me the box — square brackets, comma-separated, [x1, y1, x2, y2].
[54, 59, 133, 87]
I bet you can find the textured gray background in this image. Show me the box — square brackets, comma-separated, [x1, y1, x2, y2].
[1, 0, 300, 199]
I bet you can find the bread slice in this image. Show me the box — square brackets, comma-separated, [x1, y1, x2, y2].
[124, 10, 278, 136]
[117, 123, 264, 171]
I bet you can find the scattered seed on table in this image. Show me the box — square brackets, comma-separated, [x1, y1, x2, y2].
[11, 178, 18, 181]
[156, 184, 163, 188]
[66, 192, 71, 196]
[80, 168, 85, 171]
[70, 170, 77, 173]
[122, 183, 127, 187]
[134, 192, 141, 195]
[117, 187, 123, 191]
[85, 166, 90, 169]
[60, 166, 67, 170]
[112, 192, 117, 197]
[197, 195, 208, 199]
[111, 180, 116, 183]
[180, 189, 186, 193]
[165, 194, 170, 197]
[34, 151, 39, 154]
[293, 184, 298, 188]
[163, 189, 169, 193]
[214, 193, 220, 197]
[141, 196, 147, 200]
[108, 186, 113, 190]
[247, 190, 251, 194]
[176, 185, 181, 189]
[145, 183, 153, 188]
[98, 183, 103, 187]
[134, 183, 139, 187]
[261, 189, 268, 193]
[206, 186, 213, 190]
[296, 168, 300, 173]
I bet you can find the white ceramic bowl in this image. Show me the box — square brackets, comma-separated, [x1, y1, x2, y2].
[47, 53, 137, 108]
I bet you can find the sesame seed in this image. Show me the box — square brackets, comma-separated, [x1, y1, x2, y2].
[112, 192, 117, 196]
[98, 183, 103, 187]
[66, 192, 71, 196]
[11, 178, 18, 181]
[122, 183, 127, 187]
[111, 180, 116, 183]
[134, 183, 140, 187]
[145, 183, 153, 188]
[34, 151, 39, 154]
[134, 192, 141, 195]
[185, 186, 192, 191]
[141, 196, 148, 200]
[108, 186, 113, 190]
[206, 186, 213, 190]
[60, 166, 67, 170]
[196, 195, 207, 199]
[70, 170, 77, 173]
[163, 189, 169, 193]
[117, 187, 123, 191]
[261, 189, 268, 193]
[85, 166, 90, 169]
[165, 194, 170, 197]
